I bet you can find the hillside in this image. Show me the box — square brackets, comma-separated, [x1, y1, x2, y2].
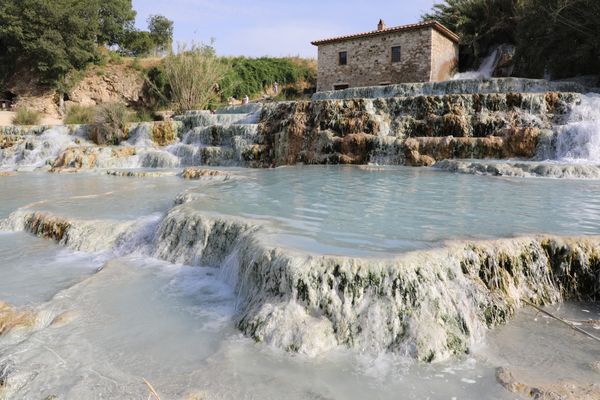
[0, 55, 316, 126]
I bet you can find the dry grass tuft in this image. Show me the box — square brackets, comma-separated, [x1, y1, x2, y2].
[11, 107, 42, 126]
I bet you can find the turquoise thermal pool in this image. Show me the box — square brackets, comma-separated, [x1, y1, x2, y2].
[0, 166, 599, 399]
[181, 166, 600, 256]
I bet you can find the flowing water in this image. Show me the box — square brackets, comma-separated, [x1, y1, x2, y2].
[452, 48, 500, 81]
[551, 93, 600, 162]
[1, 84, 600, 399]
[0, 168, 599, 399]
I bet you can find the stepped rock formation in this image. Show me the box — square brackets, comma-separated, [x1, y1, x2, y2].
[4, 204, 598, 362]
[0, 78, 590, 172]
[180, 167, 231, 180]
[496, 367, 600, 400]
[153, 206, 600, 361]
[255, 90, 577, 167]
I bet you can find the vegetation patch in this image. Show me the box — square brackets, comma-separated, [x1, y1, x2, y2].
[64, 105, 95, 125]
[11, 108, 42, 126]
[89, 103, 129, 145]
[151, 121, 175, 146]
[424, 0, 600, 79]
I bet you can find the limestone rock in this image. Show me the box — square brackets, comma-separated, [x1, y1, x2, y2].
[50, 146, 136, 172]
[492, 44, 516, 78]
[151, 121, 176, 146]
[0, 301, 36, 336]
[258, 89, 580, 167]
[0, 134, 18, 149]
[435, 159, 600, 179]
[181, 167, 231, 180]
[496, 367, 600, 400]
[69, 64, 145, 107]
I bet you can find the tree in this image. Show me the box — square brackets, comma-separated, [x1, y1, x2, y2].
[423, 0, 521, 71]
[121, 29, 154, 57]
[515, 0, 600, 78]
[148, 15, 174, 56]
[0, 0, 101, 85]
[0, 0, 138, 85]
[161, 43, 231, 113]
[423, 0, 600, 79]
[97, 0, 137, 46]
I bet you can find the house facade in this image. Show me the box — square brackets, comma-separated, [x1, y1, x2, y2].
[311, 20, 459, 92]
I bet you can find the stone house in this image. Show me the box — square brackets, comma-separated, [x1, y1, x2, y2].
[311, 20, 459, 92]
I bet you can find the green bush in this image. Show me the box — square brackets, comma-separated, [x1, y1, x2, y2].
[144, 65, 171, 109]
[64, 105, 95, 125]
[12, 108, 42, 125]
[220, 57, 316, 100]
[131, 57, 143, 71]
[128, 109, 155, 123]
[108, 51, 123, 65]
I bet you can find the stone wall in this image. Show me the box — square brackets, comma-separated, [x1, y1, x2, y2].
[430, 29, 459, 81]
[315, 26, 458, 91]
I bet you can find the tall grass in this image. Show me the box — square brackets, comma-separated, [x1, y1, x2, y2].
[160, 43, 230, 113]
[11, 107, 42, 125]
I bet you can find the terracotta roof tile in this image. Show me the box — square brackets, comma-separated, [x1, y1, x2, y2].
[311, 20, 459, 46]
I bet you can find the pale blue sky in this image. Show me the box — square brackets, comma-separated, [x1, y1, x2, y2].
[132, 0, 438, 58]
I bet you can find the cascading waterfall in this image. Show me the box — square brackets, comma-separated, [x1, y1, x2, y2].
[452, 48, 500, 81]
[0, 127, 82, 170]
[2, 185, 599, 362]
[0, 105, 262, 171]
[550, 93, 600, 162]
[167, 108, 261, 167]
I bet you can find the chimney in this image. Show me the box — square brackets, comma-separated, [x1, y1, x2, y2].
[377, 19, 386, 31]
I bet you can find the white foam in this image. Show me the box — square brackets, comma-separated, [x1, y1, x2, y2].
[453, 48, 500, 80]
[552, 94, 600, 162]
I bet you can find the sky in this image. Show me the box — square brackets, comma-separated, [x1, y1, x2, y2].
[132, 0, 438, 58]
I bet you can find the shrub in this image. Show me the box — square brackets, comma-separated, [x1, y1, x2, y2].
[64, 105, 96, 125]
[89, 103, 129, 145]
[128, 109, 155, 123]
[144, 65, 171, 109]
[12, 108, 42, 125]
[220, 57, 317, 101]
[108, 51, 123, 65]
[131, 57, 143, 71]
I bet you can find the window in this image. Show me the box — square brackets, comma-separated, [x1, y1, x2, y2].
[391, 46, 401, 63]
[339, 51, 347, 65]
[334, 84, 349, 91]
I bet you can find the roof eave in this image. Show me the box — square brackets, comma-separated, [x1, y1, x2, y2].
[311, 21, 459, 46]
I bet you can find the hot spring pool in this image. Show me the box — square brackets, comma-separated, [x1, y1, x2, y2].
[0, 166, 598, 399]
[181, 165, 600, 256]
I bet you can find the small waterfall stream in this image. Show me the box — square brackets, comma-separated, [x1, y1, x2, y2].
[550, 94, 600, 162]
[452, 47, 501, 80]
